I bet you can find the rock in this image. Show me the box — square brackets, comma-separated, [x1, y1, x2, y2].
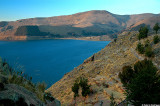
[0, 84, 44, 106]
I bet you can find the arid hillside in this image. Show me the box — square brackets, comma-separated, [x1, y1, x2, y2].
[47, 31, 160, 105]
[0, 10, 159, 40]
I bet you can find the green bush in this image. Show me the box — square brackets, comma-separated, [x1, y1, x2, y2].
[119, 59, 160, 105]
[118, 66, 134, 86]
[36, 82, 46, 93]
[145, 46, 154, 57]
[136, 42, 144, 54]
[144, 40, 150, 47]
[153, 35, 160, 44]
[138, 26, 149, 40]
[72, 81, 79, 97]
[72, 77, 91, 98]
[79, 77, 91, 97]
[44, 92, 55, 102]
[153, 23, 160, 34]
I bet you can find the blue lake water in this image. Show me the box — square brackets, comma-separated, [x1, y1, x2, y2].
[0, 39, 110, 87]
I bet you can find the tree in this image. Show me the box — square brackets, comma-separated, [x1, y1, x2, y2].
[119, 59, 160, 105]
[118, 66, 134, 86]
[79, 77, 91, 97]
[136, 42, 144, 54]
[72, 81, 79, 98]
[72, 77, 91, 98]
[153, 35, 160, 44]
[110, 93, 117, 106]
[138, 26, 149, 40]
[153, 23, 160, 34]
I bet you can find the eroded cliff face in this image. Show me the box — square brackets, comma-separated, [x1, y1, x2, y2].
[47, 32, 160, 105]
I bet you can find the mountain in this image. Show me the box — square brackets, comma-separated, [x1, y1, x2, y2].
[129, 15, 160, 31]
[47, 31, 160, 105]
[0, 10, 159, 40]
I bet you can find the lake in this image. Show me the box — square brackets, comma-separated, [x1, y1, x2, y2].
[0, 39, 110, 87]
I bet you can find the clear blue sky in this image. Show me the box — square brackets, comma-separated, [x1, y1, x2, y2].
[0, 0, 160, 21]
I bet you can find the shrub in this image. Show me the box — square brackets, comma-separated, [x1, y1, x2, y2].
[118, 66, 134, 86]
[153, 35, 160, 44]
[145, 46, 154, 57]
[119, 59, 160, 105]
[44, 92, 55, 102]
[136, 42, 144, 54]
[153, 23, 160, 34]
[138, 26, 149, 40]
[36, 82, 46, 93]
[79, 77, 91, 97]
[72, 81, 79, 97]
[72, 77, 91, 98]
[144, 40, 150, 47]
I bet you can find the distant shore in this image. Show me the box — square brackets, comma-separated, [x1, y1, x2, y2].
[0, 35, 112, 41]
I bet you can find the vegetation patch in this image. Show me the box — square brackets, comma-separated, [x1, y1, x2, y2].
[0, 57, 53, 103]
[119, 59, 160, 105]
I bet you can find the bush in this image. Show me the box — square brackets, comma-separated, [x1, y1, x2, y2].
[72, 77, 91, 98]
[136, 42, 144, 54]
[138, 26, 149, 40]
[72, 81, 79, 98]
[145, 46, 154, 57]
[118, 66, 134, 86]
[153, 35, 160, 44]
[144, 40, 150, 47]
[79, 77, 91, 97]
[44, 92, 55, 102]
[36, 82, 46, 93]
[119, 59, 160, 105]
[153, 23, 160, 34]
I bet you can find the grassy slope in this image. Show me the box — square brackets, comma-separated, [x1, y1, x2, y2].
[47, 32, 160, 105]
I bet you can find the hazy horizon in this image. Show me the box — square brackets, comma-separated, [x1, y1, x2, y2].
[0, 0, 160, 21]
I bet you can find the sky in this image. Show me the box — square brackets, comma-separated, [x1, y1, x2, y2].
[0, 0, 160, 21]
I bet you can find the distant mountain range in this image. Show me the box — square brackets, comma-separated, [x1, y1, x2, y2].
[0, 10, 160, 40]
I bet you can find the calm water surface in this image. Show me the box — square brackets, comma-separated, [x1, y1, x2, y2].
[0, 39, 110, 87]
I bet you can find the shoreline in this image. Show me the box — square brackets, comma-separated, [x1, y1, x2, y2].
[0, 35, 112, 41]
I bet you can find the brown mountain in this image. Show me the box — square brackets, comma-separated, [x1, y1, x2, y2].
[129, 15, 160, 31]
[0, 10, 159, 40]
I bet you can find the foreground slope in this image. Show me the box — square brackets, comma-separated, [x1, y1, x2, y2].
[0, 58, 61, 106]
[47, 32, 160, 105]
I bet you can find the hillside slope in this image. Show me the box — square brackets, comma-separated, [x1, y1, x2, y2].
[0, 10, 158, 40]
[47, 32, 160, 105]
[130, 16, 160, 30]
